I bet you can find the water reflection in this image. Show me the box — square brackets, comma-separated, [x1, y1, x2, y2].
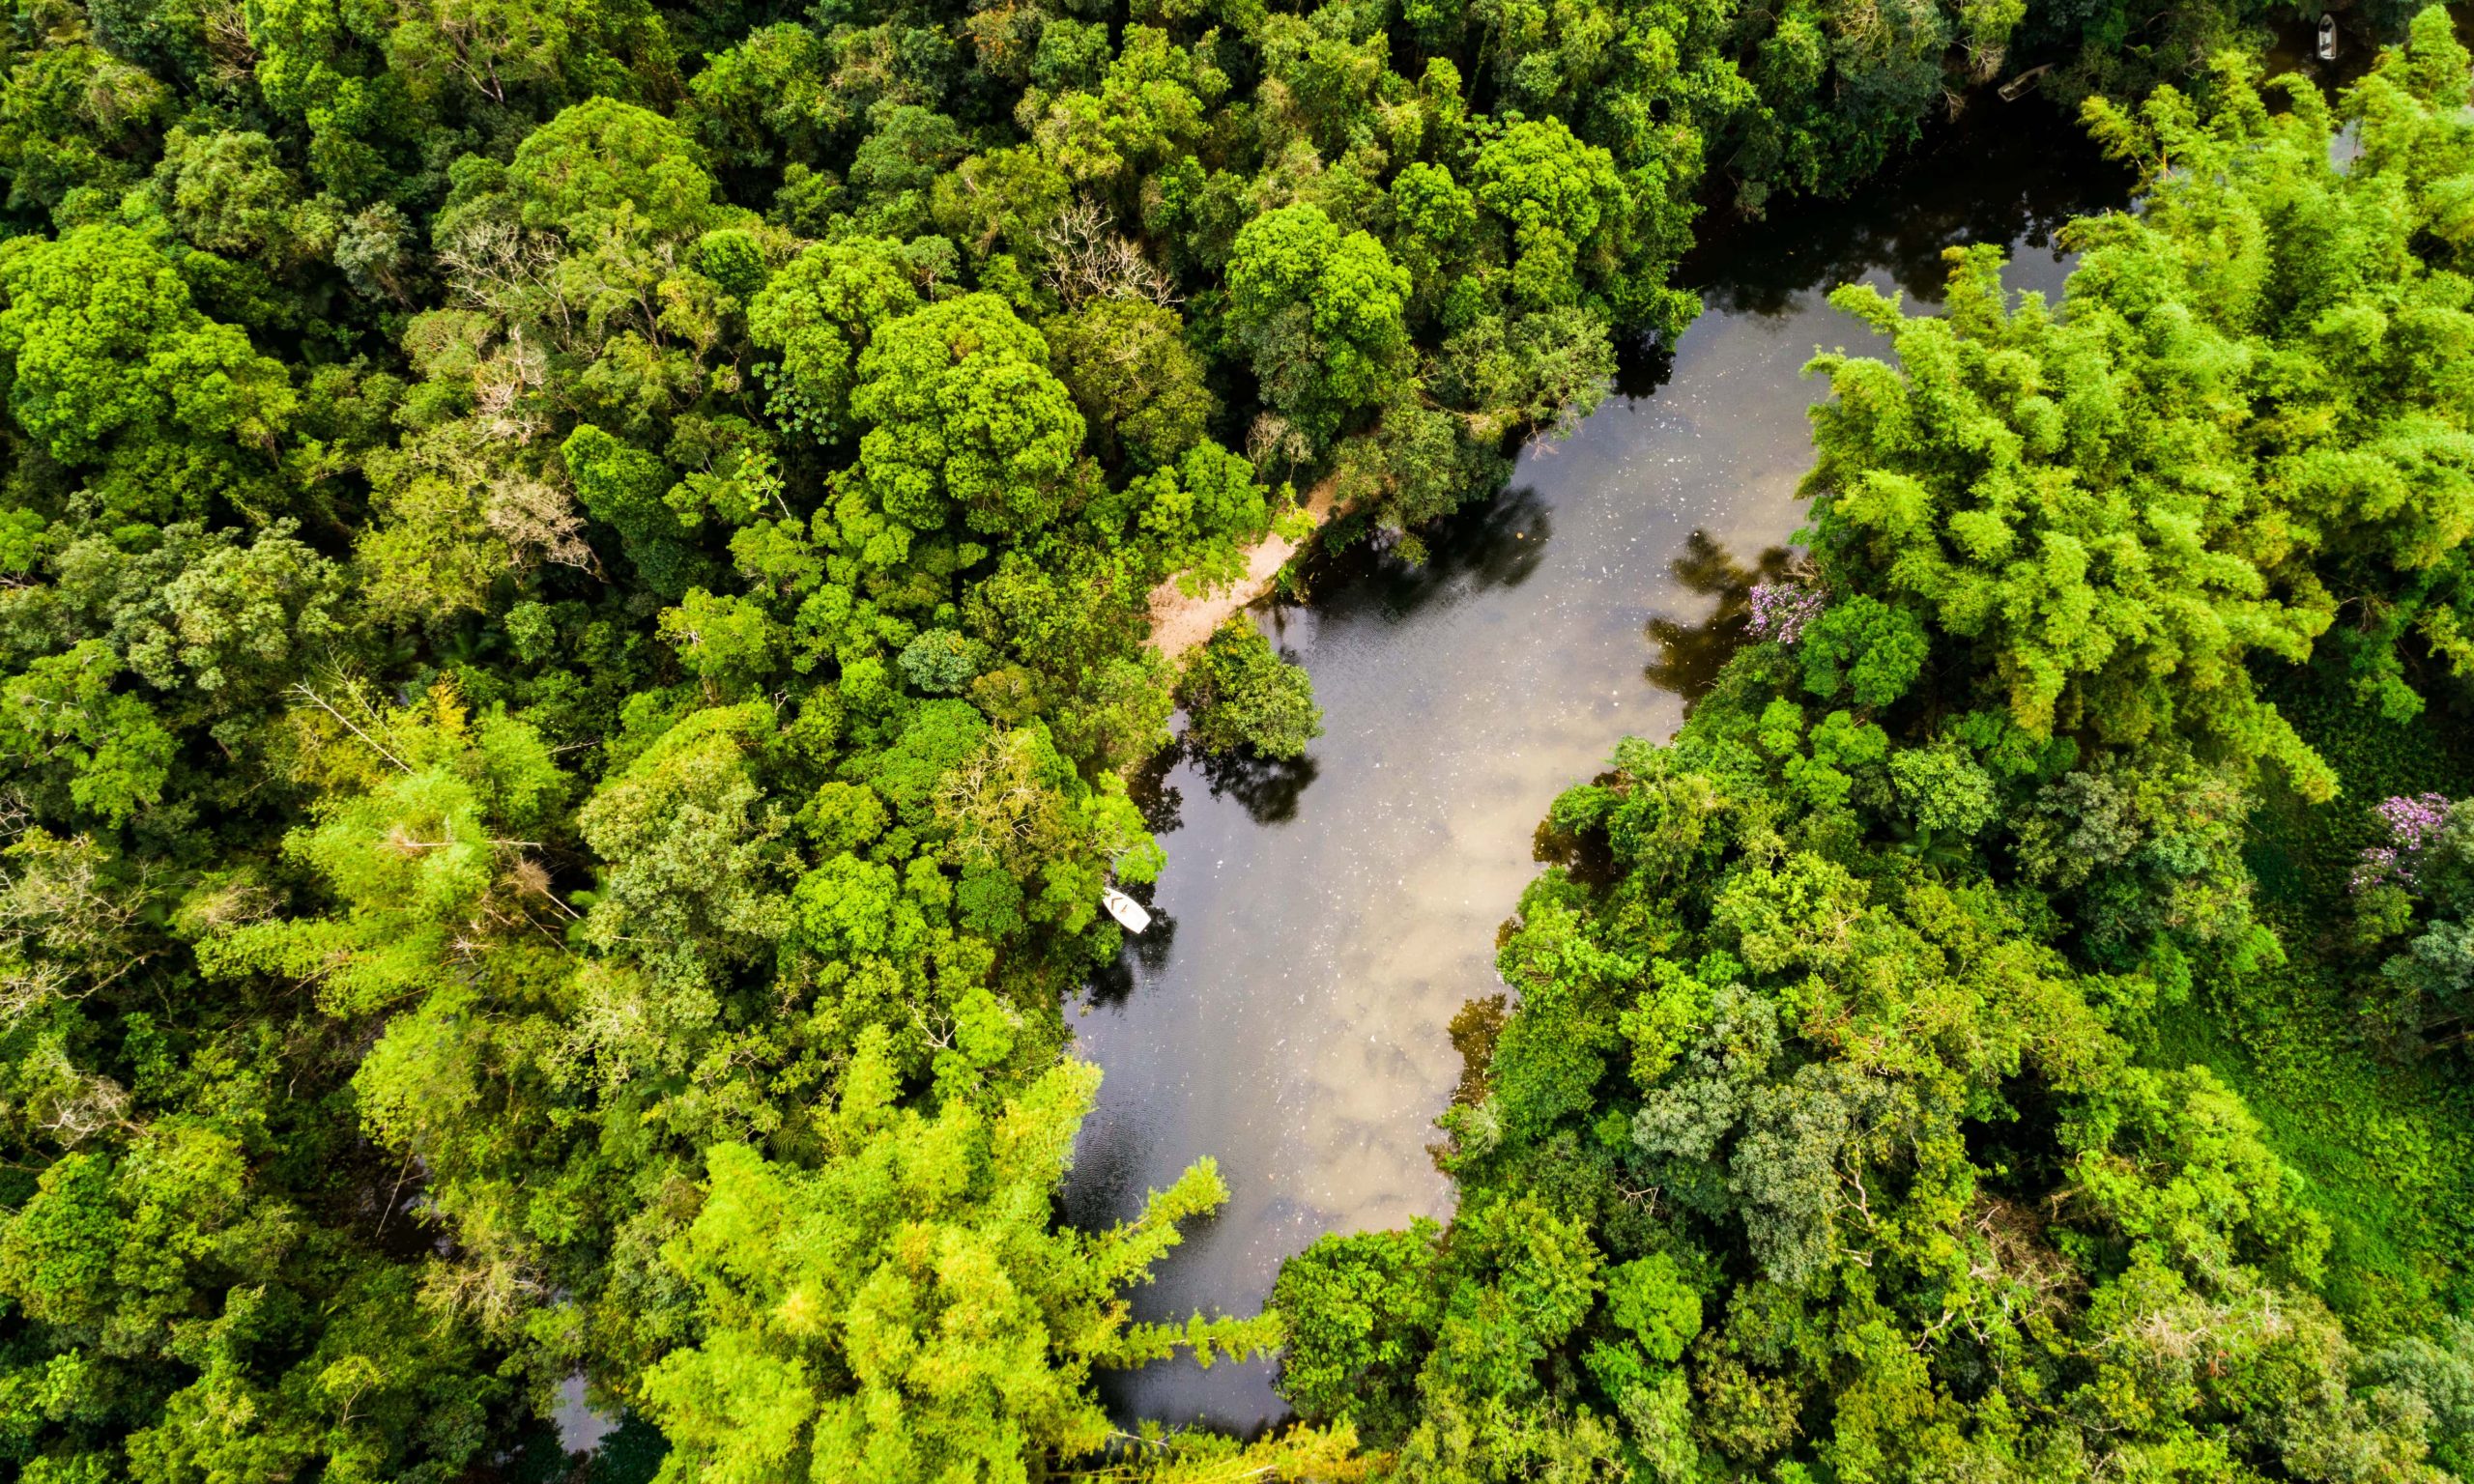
[1608, 337, 1679, 404]
[1689, 102, 2126, 317]
[1193, 746, 1323, 827]
[1065, 97, 2135, 1432]
[1125, 745, 1185, 835]
[1642, 531, 1798, 706]
[1085, 889, 1176, 1011]
[1290, 483, 1556, 624]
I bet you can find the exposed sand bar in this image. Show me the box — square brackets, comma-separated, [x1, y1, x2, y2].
[1143, 479, 1337, 657]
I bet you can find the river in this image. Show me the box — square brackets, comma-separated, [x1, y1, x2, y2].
[1060, 99, 2136, 1431]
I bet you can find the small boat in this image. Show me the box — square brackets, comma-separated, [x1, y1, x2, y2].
[1998, 63, 2053, 102]
[2318, 14, 2338, 62]
[1102, 886, 1153, 934]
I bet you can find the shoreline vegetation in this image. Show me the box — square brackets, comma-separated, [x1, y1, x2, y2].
[1145, 476, 1334, 659]
[1271, 14, 2474, 1478]
[0, 0, 2464, 1479]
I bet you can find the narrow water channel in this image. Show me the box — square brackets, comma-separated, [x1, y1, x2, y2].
[1061, 100, 2135, 1431]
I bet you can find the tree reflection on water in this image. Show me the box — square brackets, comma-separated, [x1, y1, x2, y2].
[1194, 745, 1320, 827]
[1642, 529, 1798, 705]
[1084, 887, 1176, 1010]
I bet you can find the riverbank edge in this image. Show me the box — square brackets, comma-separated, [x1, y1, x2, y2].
[1144, 478, 1339, 657]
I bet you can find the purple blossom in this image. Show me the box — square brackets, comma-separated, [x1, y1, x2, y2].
[1747, 582, 1826, 645]
[2375, 792, 2452, 853]
[2352, 793, 2460, 893]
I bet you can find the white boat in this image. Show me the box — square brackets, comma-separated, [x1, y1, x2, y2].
[1102, 887, 1153, 934]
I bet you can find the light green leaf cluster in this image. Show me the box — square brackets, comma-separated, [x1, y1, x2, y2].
[642, 1031, 1275, 1484]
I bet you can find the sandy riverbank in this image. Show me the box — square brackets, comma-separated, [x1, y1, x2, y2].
[1143, 480, 1338, 658]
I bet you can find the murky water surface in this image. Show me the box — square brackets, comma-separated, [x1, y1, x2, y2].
[1062, 103, 2134, 1430]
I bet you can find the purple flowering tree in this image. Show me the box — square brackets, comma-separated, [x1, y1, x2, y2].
[2350, 792, 2474, 1055]
[2353, 792, 2456, 893]
[1745, 581, 1825, 645]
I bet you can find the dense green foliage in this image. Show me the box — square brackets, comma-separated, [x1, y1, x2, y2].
[1273, 15, 2474, 1483]
[0, 0, 2434, 1472]
[1177, 616, 1322, 759]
